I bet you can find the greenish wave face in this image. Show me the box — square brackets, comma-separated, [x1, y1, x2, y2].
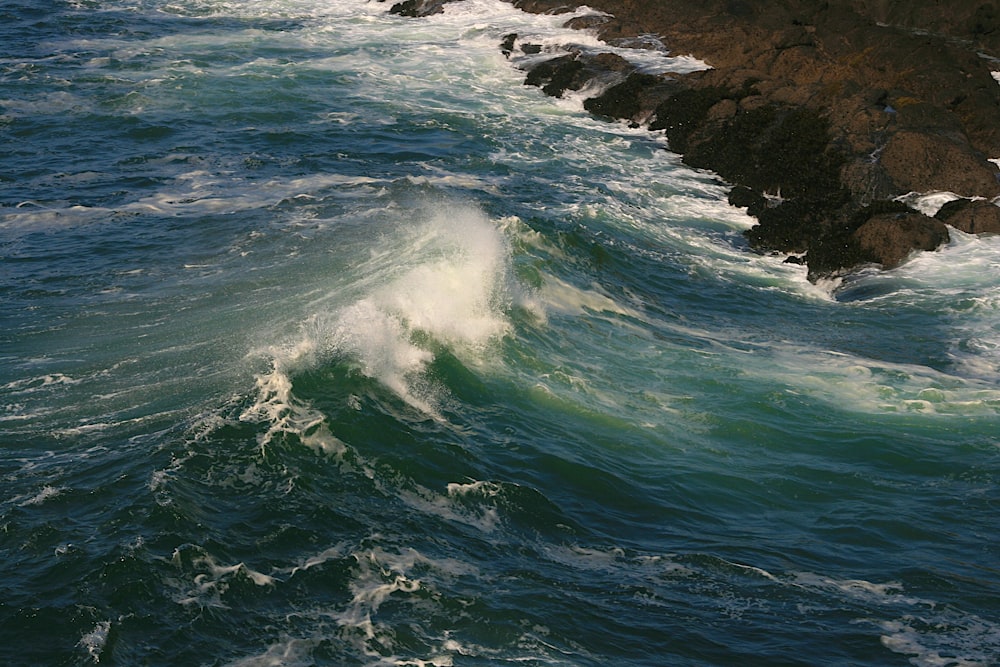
[1, 1, 998, 665]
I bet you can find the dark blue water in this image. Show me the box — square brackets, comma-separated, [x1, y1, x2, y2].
[2, 1, 999, 665]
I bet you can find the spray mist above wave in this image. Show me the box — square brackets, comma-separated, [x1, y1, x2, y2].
[243, 202, 528, 442]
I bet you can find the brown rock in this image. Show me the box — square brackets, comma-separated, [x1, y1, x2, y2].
[502, 0, 1000, 278]
[935, 198, 1000, 234]
[853, 211, 950, 268]
[879, 130, 1000, 197]
[840, 161, 898, 205]
[705, 98, 738, 122]
[846, 1, 1000, 54]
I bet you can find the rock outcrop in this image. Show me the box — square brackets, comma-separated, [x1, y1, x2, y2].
[383, 0, 1000, 280]
[382, 0, 454, 18]
[936, 197, 1000, 234]
[506, 0, 1000, 280]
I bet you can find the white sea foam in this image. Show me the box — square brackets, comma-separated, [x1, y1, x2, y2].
[239, 346, 348, 455]
[225, 638, 317, 667]
[789, 571, 926, 606]
[225, 543, 485, 666]
[7, 4, 998, 664]
[243, 202, 518, 440]
[77, 620, 111, 663]
[895, 190, 967, 216]
[542, 544, 629, 572]
[535, 274, 645, 321]
[0, 91, 95, 115]
[763, 344, 1000, 415]
[166, 545, 276, 609]
[442, 0, 708, 75]
[399, 480, 503, 533]
[878, 614, 1000, 667]
[334, 546, 478, 659]
[780, 570, 1000, 666]
[287, 543, 350, 577]
[445, 479, 502, 498]
[15, 485, 64, 507]
[833, 229, 1000, 385]
[0, 174, 383, 234]
[321, 203, 515, 410]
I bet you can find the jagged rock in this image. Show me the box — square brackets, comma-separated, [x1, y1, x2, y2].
[394, 0, 1000, 279]
[565, 14, 614, 31]
[583, 72, 667, 124]
[792, 201, 946, 278]
[510, 0, 582, 14]
[500, 33, 517, 58]
[523, 51, 633, 98]
[936, 198, 1000, 234]
[649, 85, 735, 153]
[388, 0, 453, 18]
[683, 105, 845, 200]
[523, 53, 586, 97]
[507, 0, 1000, 279]
[727, 185, 763, 210]
[840, 161, 899, 206]
[746, 198, 836, 256]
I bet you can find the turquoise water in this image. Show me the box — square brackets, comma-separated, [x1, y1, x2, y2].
[2, 1, 999, 664]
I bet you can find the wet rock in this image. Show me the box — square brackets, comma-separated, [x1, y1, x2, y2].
[506, 0, 1000, 279]
[853, 211, 951, 269]
[794, 201, 946, 278]
[510, 0, 582, 14]
[745, 198, 836, 256]
[523, 51, 634, 99]
[387, 0, 453, 17]
[500, 33, 517, 58]
[565, 14, 614, 31]
[583, 72, 670, 124]
[522, 53, 586, 97]
[391, 0, 1000, 278]
[503, 34, 544, 56]
[727, 184, 763, 210]
[648, 85, 736, 153]
[935, 197, 1000, 234]
[684, 105, 845, 200]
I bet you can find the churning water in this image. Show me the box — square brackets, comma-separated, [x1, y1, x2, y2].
[2, 1, 999, 664]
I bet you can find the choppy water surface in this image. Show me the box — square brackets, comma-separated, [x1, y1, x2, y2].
[2, 1, 998, 665]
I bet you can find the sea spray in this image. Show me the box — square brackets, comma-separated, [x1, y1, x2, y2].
[243, 202, 521, 442]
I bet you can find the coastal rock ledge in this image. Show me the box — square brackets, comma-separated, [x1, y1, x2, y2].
[386, 0, 1000, 280]
[510, 0, 1000, 281]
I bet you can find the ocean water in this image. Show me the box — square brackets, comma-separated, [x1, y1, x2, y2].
[2, 1, 999, 665]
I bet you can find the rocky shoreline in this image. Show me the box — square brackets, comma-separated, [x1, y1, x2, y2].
[385, 0, 1000, 281]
